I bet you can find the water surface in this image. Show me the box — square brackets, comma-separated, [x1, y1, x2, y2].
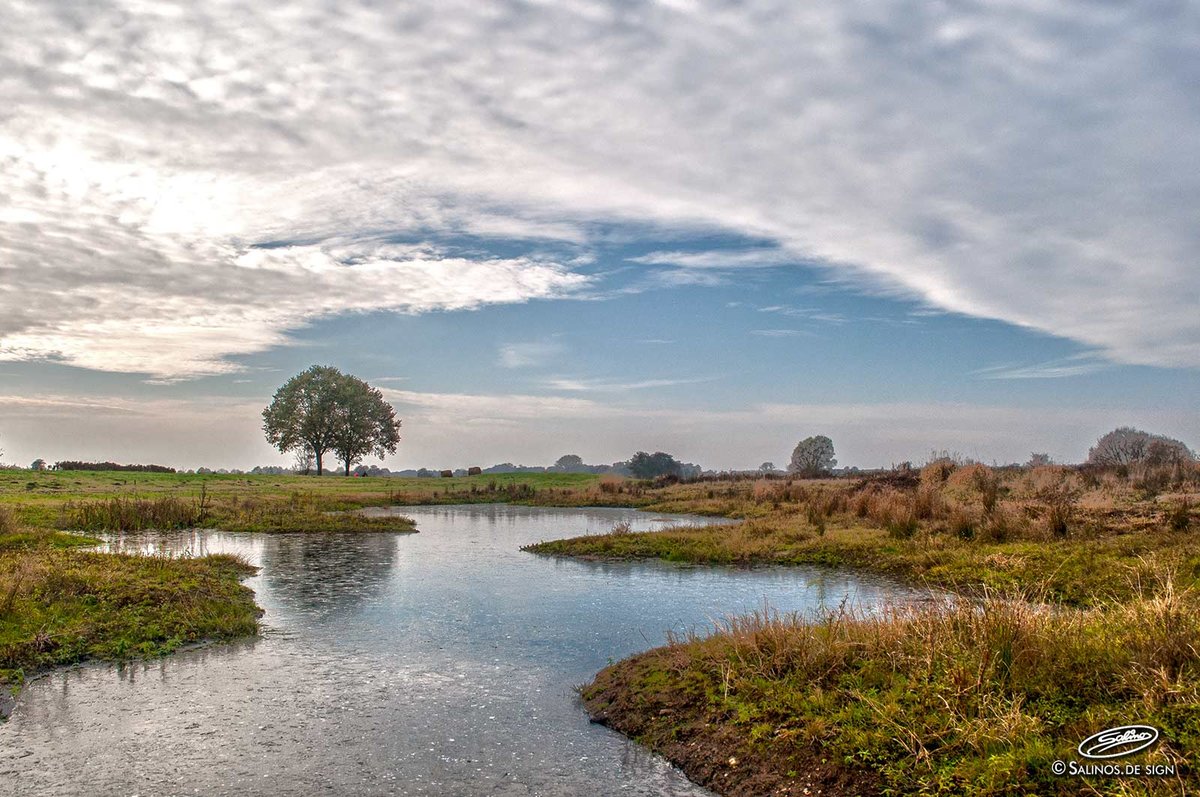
[1, 505, 923, 796]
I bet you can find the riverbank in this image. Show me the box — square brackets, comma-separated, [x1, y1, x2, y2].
[0, 523, 261, 705]
[526, 465, 1200, 607]
[525, 463, 1200, 794]
[582, 588, 1198, 796]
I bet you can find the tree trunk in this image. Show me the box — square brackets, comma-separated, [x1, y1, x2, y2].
[315, 451, 323, 476]
[344, 459, 351, 477]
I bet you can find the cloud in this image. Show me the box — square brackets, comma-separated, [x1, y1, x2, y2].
[749, 329, 816, 338]
[972, 356, 1110, 380]
[0, 240, 587, 380]
[498, 341, 566, 369]
[757, 306, 848, 325]
[544, 376, 713, 392]
[628, 249, 792, 269]
[2, 0, 1199, 374]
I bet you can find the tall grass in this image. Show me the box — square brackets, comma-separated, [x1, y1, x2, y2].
[586, 577, 1200, 795]
[60, 496, 206, 531]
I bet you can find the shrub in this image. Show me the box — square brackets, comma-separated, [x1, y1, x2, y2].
[947, 464, 999, 513]
[919, 458, 957, 486]
[1166, 500, 1192, 533]
[947, 503, 976, 540]
[598, 475, 625, 495]
[0, 506, 17, 536]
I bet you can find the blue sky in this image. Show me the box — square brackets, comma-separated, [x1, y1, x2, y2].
[1, 1, 1197, 470]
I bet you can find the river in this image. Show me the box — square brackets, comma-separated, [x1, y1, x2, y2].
[0, 505, 924, 796]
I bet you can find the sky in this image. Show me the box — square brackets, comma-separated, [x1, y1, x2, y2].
[1, 0, 1197, 471]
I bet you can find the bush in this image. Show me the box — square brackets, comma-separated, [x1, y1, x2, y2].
[1166, 500, 1192, 533]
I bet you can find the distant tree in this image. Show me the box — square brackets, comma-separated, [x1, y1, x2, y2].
[1087, 427, 1194, 467]
[330, 373, 402, 476]
[551, 454, 586, 472]
[789, 435, 837, 477]
[628, 451, 683, 480]
[30, 458, 47, 471]
[1027, 453, 1053, 467]
[759, 461, 776, 473]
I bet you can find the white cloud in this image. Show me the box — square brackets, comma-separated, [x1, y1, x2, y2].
[498, 341, 566, 369]
[544, 377, 713, 392]
[628, 249, 791, 269]
[971, 356, 1110, 380]
[749, 329, 815, 338]
[1, 0, 1198, 376]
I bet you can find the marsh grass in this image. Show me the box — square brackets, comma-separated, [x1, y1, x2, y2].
[57, 491, 416, 534]
[583, 578, 1199, 796]
[0, 542, 260, 688]
[527, 464, 1200, 605]
[61, 496, 206, 532]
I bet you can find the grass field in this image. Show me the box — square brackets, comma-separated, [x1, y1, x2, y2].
[0, 469, 597, 532]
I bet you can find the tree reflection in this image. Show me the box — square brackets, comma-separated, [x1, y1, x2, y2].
[257, 533, 400, 614]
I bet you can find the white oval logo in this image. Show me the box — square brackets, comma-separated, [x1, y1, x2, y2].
[1077, 725, 1160, 760]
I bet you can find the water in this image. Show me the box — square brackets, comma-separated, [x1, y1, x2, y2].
[0, 505, 924, 796]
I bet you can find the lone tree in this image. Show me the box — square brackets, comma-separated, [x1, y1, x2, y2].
[1087, 427, 1194, 467]
[628, 451, 683, 480]
[789, 435, 837, 477]
[263, 366, 401, 476]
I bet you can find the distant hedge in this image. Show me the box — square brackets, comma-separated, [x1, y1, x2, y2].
[53, 461, 176, 473]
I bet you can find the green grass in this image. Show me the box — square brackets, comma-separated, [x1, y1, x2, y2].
[0, 530, 260, 691]
[583, 587, 1200, 796]
[525, 469, 1200, 794]
[0, 470, 600, 532]
[526, 520, 1200, 607]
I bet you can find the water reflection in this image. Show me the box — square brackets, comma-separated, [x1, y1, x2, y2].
[259, 533, 399, 614]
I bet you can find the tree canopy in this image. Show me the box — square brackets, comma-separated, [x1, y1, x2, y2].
[1087, 427, 1194, 467]
[628, 451, 683, 479]
[263, 365, 401, 476]
[788, 435, 837, 476]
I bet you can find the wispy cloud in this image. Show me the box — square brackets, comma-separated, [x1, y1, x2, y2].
[750, 329, 816, 338]
[629, 248, 792, 269]
[972, 356, 1111, 380]
[757, 306, 848, 325]
[498, 341, 566, 369]
[544, 376, 714, 392]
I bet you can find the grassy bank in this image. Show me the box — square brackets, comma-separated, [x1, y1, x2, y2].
[520, 463, 1200, 794]
[0, 515, 261, 698]
[583, 587, 1198, 796]
[526, 464, 1200, 606]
